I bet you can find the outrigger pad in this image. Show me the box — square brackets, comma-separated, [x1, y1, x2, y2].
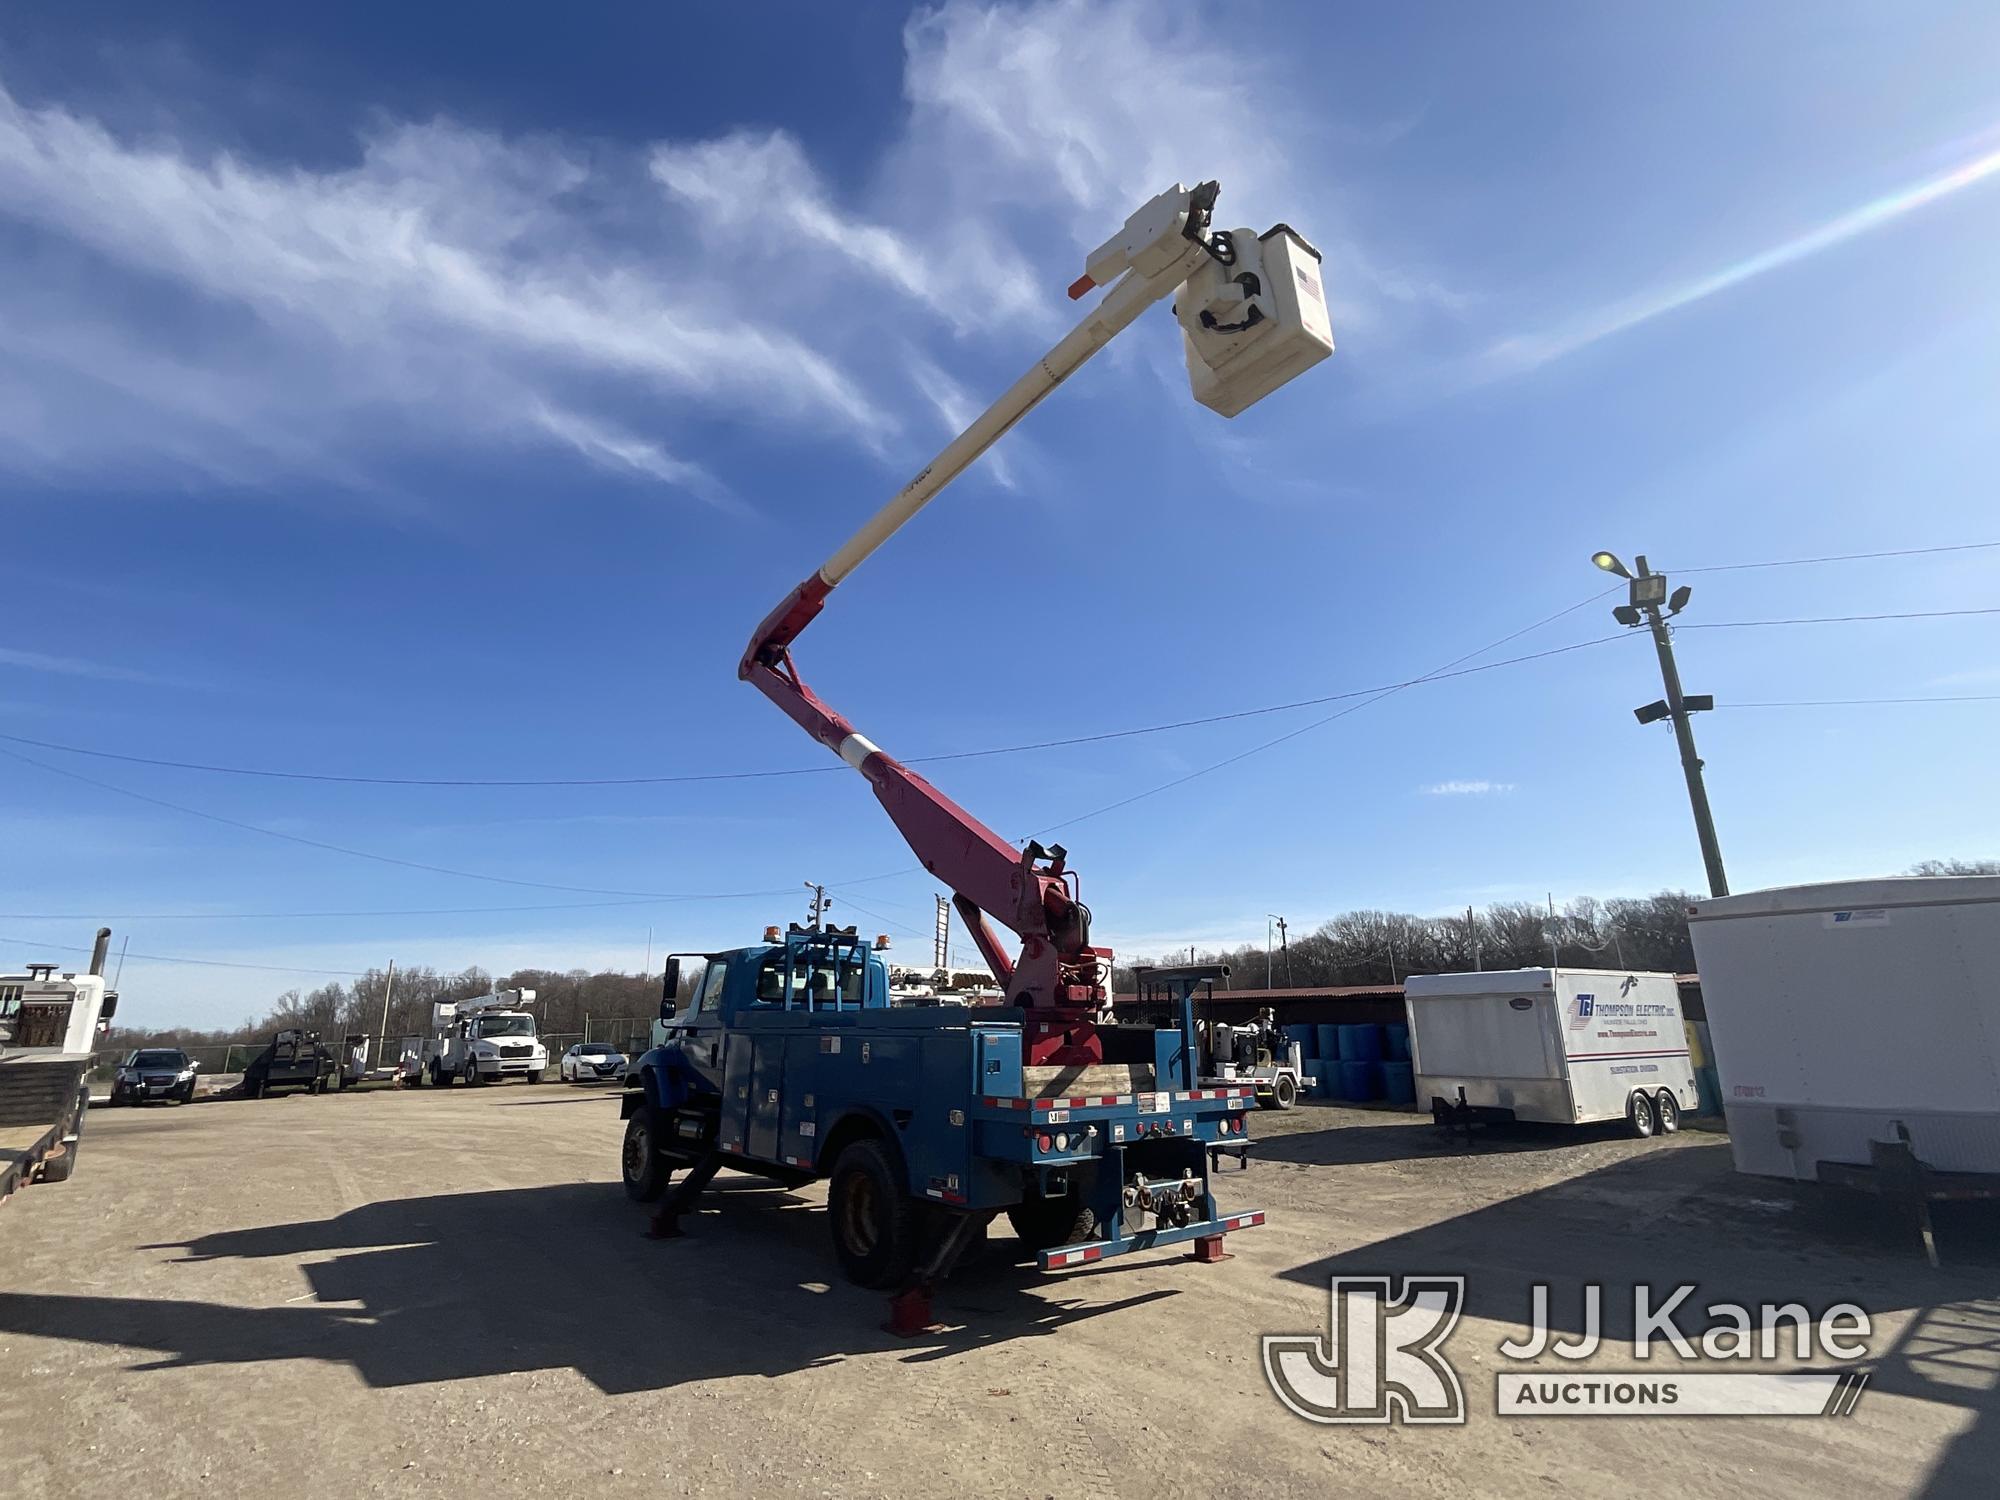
[884, 1286, 943, 1338]
[1189, 1234, 1231, 1264]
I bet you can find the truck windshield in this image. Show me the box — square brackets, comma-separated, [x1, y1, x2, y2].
[755, 952, 866, 1008]
[474, 1015, 535, 1038]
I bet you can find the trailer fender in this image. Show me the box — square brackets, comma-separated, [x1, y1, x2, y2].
[817, 1107, 912, 1193]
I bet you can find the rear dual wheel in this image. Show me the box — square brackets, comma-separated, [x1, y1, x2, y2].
[828, 1139, 919, 1289]
[1006, 1186, 1096, 1253]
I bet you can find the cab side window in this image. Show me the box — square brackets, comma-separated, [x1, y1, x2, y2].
[687, 960, 728, 1018]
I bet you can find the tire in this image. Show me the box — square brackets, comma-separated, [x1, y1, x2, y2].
[1654, 1090, 1681, 1135]
[429, 1061, 449, 1087]
[527, 1071, 544, 1085]
[463, 1059, 482, 1087]
[178, 1083, 194, 1105]
[828, 1139, 920, 1289]
[621, 1105, 672, 1203]
[1272, 1073, 1299, 1111]
[1006, 1187, 1097, 1253]
[1628, 1091, 1657, 1139]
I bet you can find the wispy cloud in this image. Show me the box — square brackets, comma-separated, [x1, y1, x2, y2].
[1421, 779, 1514, 797]
[1927, 665, 2000, 688]
[0, 1, 1445, 508]
[0, 645, 178, 686]
[1480, 134, 2000, 377]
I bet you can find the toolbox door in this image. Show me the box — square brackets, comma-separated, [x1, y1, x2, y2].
[747, 1037, 787, 1161]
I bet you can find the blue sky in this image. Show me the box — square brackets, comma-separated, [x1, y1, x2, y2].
[4, 1, 1997, 1027]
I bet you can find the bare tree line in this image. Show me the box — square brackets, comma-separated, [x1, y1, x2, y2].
[107, 964, 658, 1053]
[1114, 890, 1701, 993]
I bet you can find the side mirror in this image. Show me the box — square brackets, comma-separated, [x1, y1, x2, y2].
[660, 958, 681, 1022]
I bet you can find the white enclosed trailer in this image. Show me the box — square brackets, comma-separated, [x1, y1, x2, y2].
[1687, 876, 2000, 1187]
[1404, 968, 1697, 1136]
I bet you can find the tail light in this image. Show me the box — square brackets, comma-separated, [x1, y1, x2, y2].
[1036, 1133, 1053, 1153]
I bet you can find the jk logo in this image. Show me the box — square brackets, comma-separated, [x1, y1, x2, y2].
[1262, 1276, 1467, 1425]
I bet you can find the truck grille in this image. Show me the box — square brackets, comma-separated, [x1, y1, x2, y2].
[499, 1042, 534, 1058]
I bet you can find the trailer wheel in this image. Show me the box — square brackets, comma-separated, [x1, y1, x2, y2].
[828, 1139, 919, 1289]
[1653, 1090, 1681, 1135]
[1006, 1187, 1097, 1253]
[1271, 1073, 1298, 1111]
[1627, 1091, 1657, 1139]
[621, 1105, 671, 1203]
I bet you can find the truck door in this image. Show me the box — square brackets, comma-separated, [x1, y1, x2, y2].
[662, 958, 730, 1100]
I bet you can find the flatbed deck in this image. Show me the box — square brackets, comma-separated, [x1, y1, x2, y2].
[0, 1118, 63, 1199]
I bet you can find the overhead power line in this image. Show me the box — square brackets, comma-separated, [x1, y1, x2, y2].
[0, 932, 365, 978]
[0, 898, 676, 921]
[1713, 694, 2000, 709]
[0, 630, 1638, 789]
[1680, 606, 2000, 629]
[1670, 540, 2000, 575]
[1030, 587, 1627, 838]
[0, 744, 806, 903]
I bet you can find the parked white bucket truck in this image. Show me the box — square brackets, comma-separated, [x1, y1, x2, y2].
[413, 988, 547, 1086]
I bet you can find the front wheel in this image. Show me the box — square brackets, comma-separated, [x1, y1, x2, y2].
[622, 1105, 671, 1203]
[1654, 1090, 1682, 1135]
[1628, 1091, 1657, 1139]
[828, 1139, 919, 1288]
[527, 1070, 544, 1085]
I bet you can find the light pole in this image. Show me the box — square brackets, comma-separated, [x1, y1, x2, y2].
[1592, 550, 1728, 897]
[804, 882, 833, 929]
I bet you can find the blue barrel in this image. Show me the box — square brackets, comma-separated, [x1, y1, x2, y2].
[1319, 1060, 1349, 1100]
[1384, 1023, 1411, 1061]
[1695, 1065, 1722, 1117]
[1377, 1061, 1416, 1108]
[1339, 1060, 1382, 1102]
[1315, 1024, 1342, 1061]
[1340, 1023, 1385, 1063]
[1286, 1023, 1318, 1060]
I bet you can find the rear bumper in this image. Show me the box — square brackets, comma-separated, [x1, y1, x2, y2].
[1039, 1208, 1266, 1271]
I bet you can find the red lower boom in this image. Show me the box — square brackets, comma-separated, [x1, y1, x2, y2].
[740, 577, 1110, 1065]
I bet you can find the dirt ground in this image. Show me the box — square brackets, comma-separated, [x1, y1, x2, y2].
[1, 1085, 1994, 1499]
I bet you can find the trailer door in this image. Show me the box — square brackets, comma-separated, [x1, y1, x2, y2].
[1412, 992, 1562, 1082]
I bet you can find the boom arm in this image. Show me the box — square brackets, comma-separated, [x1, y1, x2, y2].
[738, 179, 1331, 1053]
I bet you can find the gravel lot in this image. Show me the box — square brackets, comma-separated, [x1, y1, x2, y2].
[0, 1084, 1993, 1498]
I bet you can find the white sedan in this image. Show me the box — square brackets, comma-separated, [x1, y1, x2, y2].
[560, 1043, 629, 1084]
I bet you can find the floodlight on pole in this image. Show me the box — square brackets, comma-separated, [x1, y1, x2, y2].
[1591, 550, 1633, 580]
[1588, 548, 1728, 897]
